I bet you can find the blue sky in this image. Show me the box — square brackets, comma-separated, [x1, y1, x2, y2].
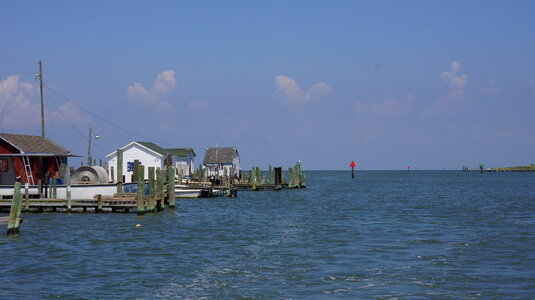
[1, 1, 534, 170]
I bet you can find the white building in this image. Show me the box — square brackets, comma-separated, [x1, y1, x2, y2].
[202, 147, 240, 178]
[107, 141, 196, 183]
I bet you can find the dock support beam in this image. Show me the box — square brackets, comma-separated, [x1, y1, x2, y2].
[167, 167, 175, 208]
[7, 179, 22, 235]
[116, 148, 123, 194]
[96, 194, 103, 213]
[156, 169, 165, 211]
[136, 164, 145, 215]
[274, 167, 282, 191]
[148, 167, 155, 212]
[66, 164, 72, 212]
[24, 182, 29, 211]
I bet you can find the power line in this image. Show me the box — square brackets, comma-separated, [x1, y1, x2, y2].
[43, 84, 187, 149]
[44, 89, 110, 155]
[0, 61, 35, 64]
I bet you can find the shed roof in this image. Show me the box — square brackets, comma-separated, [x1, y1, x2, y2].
[136, 142, 195, 157]
[0, 132, 71, 155]
[203, 147, 238, 164]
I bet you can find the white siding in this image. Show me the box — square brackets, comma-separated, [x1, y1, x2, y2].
[173, 153, 195, 176]
[203, 149, 240, 178]
[107, 143, 164, 183]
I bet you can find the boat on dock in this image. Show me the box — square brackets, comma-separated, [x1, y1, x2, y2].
[174, 185, 227, 198]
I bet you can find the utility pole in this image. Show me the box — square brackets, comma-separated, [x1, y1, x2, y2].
[38, 60, 45, 138]
[87, 124, 92, 166]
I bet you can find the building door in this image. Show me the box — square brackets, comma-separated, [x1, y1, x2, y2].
[0, 158, 16, 185]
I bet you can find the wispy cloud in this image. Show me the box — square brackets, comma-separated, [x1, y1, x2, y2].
[127, 70, 177, 109]
[422, 61, 469, 117]
[274, 75, 332, 103]
[440, 61, 467, 89]
[354, 94, 414, 119]
[484, 79, 500, 96]
[49, 100, 89, 125]
[188, 99, 209, 112]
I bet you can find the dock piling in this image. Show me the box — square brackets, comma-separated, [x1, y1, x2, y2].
[148, 167, 155, 212]
[65, 164, 72, 212]
[96, 194, 103, 213]
[288, 167, 293, 189]
[136, 164, 145, 215]
[116, 148, 123, 194]
[24, 182, 29, 211]
[7, 179, 22, 235]
[38, 179, 42, 198]
[167, 167, 176, 208]
[274, 167, 282, 191]
[156, 169, 165, 211]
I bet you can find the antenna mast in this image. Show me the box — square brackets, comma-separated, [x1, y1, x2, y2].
[38, 60, 45, 137]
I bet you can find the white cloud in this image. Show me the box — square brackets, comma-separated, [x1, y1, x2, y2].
[127, 70, 177, 109]
[354, 94, 415, 119]
[422, 61, 469, 117]
[421, 89, 466, 117]
[0, 75, 89, 130]
[49, 100, 90, 125]
[274, 75, 332, 103]
[484, 79, 500, 96]
[0, 75, 40, 129]
[440, 61, 467, 89]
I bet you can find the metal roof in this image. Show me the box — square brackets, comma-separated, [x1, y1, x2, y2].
[107, 141, 195, 158]
[136, 142, 195, 157]
[203, 147, 238, 164]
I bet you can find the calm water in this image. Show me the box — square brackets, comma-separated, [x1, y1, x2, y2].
[1, 171, 534, 299]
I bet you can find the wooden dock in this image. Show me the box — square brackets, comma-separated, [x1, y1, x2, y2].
[0, 193, 163, 213]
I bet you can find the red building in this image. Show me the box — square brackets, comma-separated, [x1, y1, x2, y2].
[0, 133, 72, 185]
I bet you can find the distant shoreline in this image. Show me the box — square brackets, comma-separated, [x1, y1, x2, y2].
[490, 165, 535, 172]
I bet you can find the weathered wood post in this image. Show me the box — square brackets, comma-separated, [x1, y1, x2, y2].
[293, 163, 299, 188]
[59, 162, 66, 183]
[96, 194, 103, 213]
[274, 167, 282, 191]
[66, 168, 72, 213]
[133, 160, 140, 183]
[7, 179, 22, 235]
[136, 164, 145, 215]
[23, 182, 30, 211]
[38, 178, 42, 198]
[156, 169, 165, 211]
[296, 162, 302, 188]
[52, 173, 58, 199]
[167, 166, 176, 208]
[111, 166, 115, 183]
[116, 148, 123, 194]
[288, 167, 294, 189]
[268, 165, 273, 185]
[259, 167, 265, 185]
[148, 167, 155, 212]
[250, 167, 257, 191]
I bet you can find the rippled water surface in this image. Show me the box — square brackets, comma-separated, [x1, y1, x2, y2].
[1, 171, 534, 299]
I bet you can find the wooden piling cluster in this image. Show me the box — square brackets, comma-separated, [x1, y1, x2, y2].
[233, 162, 306, 191]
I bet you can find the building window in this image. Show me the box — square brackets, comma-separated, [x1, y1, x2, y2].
[0, 159, 8, 172]
[127, 161, 142, 172]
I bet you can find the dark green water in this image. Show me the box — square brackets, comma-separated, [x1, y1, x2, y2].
[1, 171, 534, 299]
